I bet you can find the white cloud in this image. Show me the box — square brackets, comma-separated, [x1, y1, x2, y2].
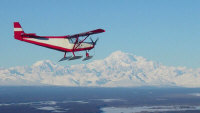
[93, 98, 126, 102]
[189, 93, 200, 96]
[101, 105, 200, 113]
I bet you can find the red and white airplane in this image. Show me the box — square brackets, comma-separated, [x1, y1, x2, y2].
[14, 22, 105, 61]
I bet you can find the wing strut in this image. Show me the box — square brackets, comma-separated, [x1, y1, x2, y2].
[75, 35, 89, 49]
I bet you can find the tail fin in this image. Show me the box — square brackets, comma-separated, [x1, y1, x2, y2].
[14, 22, 24, 40]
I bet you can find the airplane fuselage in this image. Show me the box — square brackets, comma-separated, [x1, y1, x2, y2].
[21, 37, 94, 52]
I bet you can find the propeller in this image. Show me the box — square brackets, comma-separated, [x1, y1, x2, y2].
[90, 37, 99, 46]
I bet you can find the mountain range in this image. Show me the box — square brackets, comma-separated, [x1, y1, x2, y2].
[1, 51, 200, 87]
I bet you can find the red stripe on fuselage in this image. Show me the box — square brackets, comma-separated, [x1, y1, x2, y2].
[22, 38, 94, 52]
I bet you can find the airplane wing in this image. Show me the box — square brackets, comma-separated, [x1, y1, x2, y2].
[21, 29, 105, 39]
[67, 29, 105, 38]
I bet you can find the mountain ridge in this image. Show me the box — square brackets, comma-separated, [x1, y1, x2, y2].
[0, 51, 200, 87]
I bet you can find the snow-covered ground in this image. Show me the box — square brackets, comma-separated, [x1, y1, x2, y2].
[1, 51, 200, 87]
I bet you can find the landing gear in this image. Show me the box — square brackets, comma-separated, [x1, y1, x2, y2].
[58, 52, 72, 62]
[68, 51, 82, 60]
[59, 51, 83, 62]
[68, 56, 82, 60]
[59, 51, 93, 62]
[82, 51, 93, 61]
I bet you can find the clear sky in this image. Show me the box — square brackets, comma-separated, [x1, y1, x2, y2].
[0, 0, 200, 68]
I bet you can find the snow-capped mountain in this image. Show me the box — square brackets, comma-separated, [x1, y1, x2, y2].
[1, 51, 200, 87]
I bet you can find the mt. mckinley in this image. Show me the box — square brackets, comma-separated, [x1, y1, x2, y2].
[1, 51, 200, 87]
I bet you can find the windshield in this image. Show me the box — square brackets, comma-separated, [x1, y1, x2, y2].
[69, 38, 84, 44]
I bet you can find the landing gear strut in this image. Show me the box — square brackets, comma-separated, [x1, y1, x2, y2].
[82, 51, 93, 61]
[59, 52, 72, 62]
[86, 51, 89, 57]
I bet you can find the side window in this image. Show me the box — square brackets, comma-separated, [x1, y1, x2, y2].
[69, 38, 81, 44]
[69, 38, 76, 44]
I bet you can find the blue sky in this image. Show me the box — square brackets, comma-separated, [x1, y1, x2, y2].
[0, 0, 200, 68]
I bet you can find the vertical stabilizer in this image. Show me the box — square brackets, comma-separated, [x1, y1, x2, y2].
[14, 22, 24, 40]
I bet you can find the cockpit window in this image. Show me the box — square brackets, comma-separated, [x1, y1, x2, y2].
[69, 38, 76, 44]
[69, 38, 81, 44]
